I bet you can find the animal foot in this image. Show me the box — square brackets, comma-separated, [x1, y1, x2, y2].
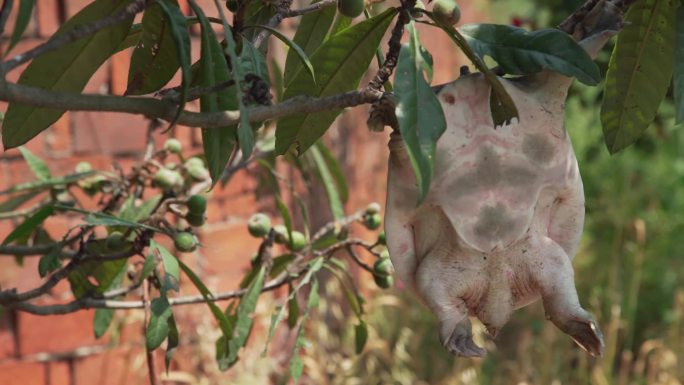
[443, 331, 487, 357]
[553, 313, 605, 357]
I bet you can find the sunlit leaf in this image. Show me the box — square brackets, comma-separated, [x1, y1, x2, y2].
[188, 0, 238, 185]
[460, 24, 601, 85]
[94, 308, 114, 339]
[601, 0, 676, 153]
[2, 0, 135, 148]
[126, 0, 182, 95]
[6, 0, 34, 54]
[283, 0, 335, 86]
[146, 296, 173, 350]
[275, 8, 397, 155]
[394, 23, 446, 203]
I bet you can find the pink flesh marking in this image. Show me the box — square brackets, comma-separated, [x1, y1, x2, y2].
[442, 93, 456, 104]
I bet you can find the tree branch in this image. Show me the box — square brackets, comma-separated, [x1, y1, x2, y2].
[253, 0, 295, 48]
[283, 0, 336, 18]
[0, 80, 379, 129]
[1, 0, 149, 73]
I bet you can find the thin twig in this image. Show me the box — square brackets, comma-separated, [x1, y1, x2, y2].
[1, 0, 149, 73]
[283, 0, 336, 17]
[253, 0, 295, 48]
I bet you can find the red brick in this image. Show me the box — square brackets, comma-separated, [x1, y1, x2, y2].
[64, 0, 91, 19]
[0, 314, 16, 360]
[0, 360, 46, 385]
[72, 347, 147, 385]
[71, 112, 148, 155]
[198, 222, 260, 291]
[110, 49, 131, 96]
[0, 257, 42, 295]
[17, 310, 103, 355]
[35, 0, 61, 37]
[48, 361, 71, 385]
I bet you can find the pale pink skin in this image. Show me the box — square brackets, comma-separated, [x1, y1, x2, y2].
[384, 34, 616, 358]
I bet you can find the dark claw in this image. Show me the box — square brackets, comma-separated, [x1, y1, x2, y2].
[567, 319, 605, 357]
[444, 332, 487, 357]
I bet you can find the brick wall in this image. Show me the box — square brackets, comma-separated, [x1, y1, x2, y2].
[0, 1, 485, 383]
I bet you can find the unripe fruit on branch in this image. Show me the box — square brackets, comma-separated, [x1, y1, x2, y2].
[174, 232, 198, 252]
[273, 225, 289, 244]
[75, 161, 92, 173]
[186, 195, 207, 215]
[288, 231, 307, 251]
[363, 213, 382, 230]
[377, 231, 386, 245]
[186, 212, 206, 227]
[373, 257, 393, 276]
[106, 231, 127, 251]
[366, 202, 381, 215]
[432, 0, 461, 26]
[338, 0, 364, 18]
[164, 138, 182, 154]
[153, 168, 183, 189]
[373, 273, 394, 289]
[248, 213, 272, 237]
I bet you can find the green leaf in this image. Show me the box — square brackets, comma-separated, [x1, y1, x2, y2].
[146, 296, 173, 350]
[55, 205, 160, 231]
[245, 24, 316, 86]
[213, 0, 254, 160]
[287, 285, 300, 329]
[0, 172, 95, 195]
[282, 0, 336, 86]
[325, 258, 364, 317]
[329, 13, 352, 36]
[2, 0, 135, 148]
[165, 314, 179, 371]
[178, 260, 234, 339]
[118, 194, 162, 223]
[189, 0, 238, 186]
[275, 8, 397, 155]
[6, 0, 34, 54]
[140, 252, 157, 281]
[263, 257, 323, 354]
[460, 24, 601, 85]
[394, 23, 446, 203]
[221, 265, 266, 369]
[126, 0, 182, 95]
[0, 191, 41, 213]
[674, 6, 684, 124]
[154, 0, 192, 126]
[0, 0, 15, 35]
[2, 205, 53, 246]
[38, 245, 61, 277]
[94, 308, 115, 339]
[239, 39, 270, 83]
[354, 321, 368, 354]
[313, 142, 348, 202]
[19, 146, 51, 181]
[601, 0, 677, 154]
[290, 278, 320, 384]
[276, 195, 294, 245]
[437, 23, 518, 127]
[150, 240, 179, 293]
[309, 143, 344, 220]
[68, 255, 127, 298]
[270, 253, 296, 278]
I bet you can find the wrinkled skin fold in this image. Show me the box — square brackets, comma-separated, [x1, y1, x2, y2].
[383, 2, 624, 357]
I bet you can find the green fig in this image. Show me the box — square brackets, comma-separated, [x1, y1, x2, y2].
[174, 232, 198, 252]
[338, 0, 365, 18]
[373, 273, 394, 289]
[288, 231, 307, 251]
[75, 161, 92, 173]
[366, 202, 381, 215]
[432, 0, 461, 26]
[106, 231, 127, 251]
[363, 213, 382, 230]
[186, 195, 207, 215]
[373, 257, 393, 276]
[377, 231, 386, 245]
[186, 212, 206, 227]
[273, 225, 289, 244]
[248, 213, 272, 237]
[153, 168, 183, 189]
[164, 138, 182, 154]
